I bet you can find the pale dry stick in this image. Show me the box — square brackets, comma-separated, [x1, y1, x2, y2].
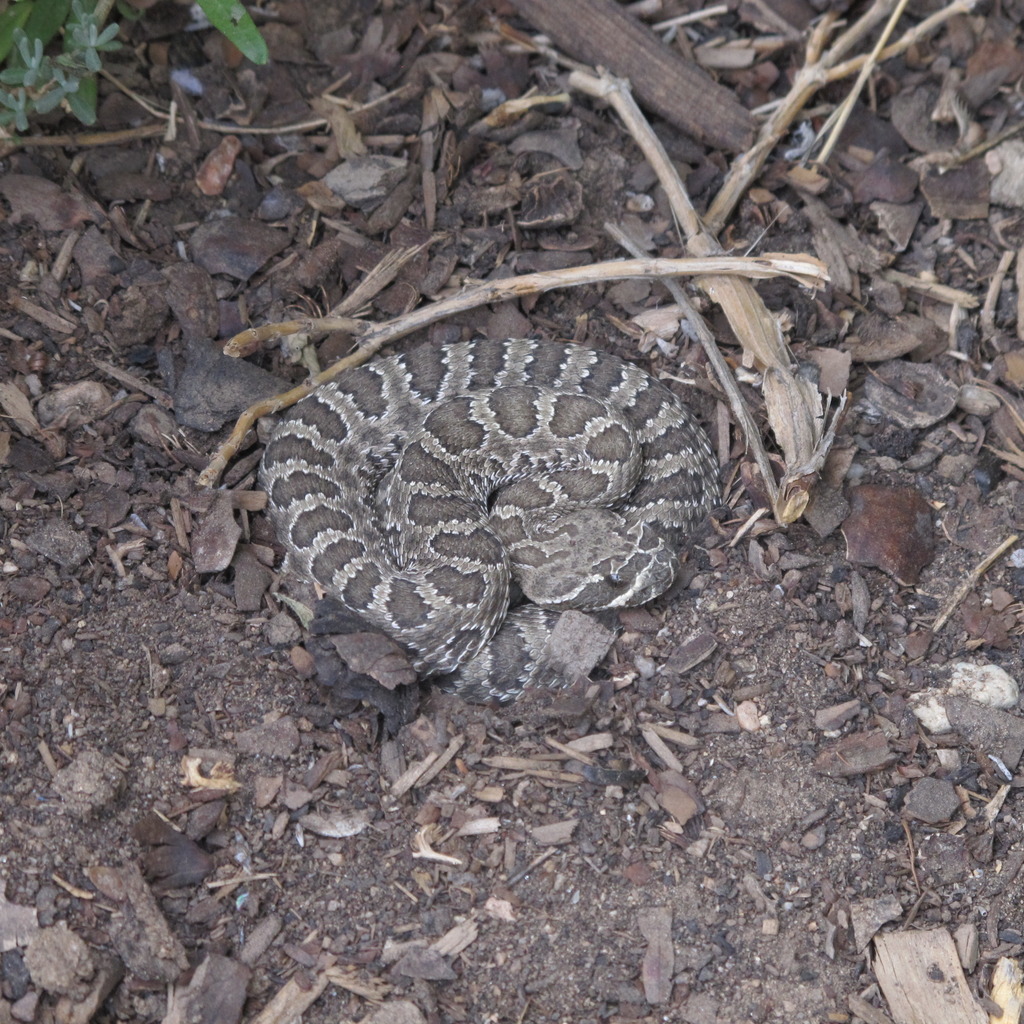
[931, 533, 1020, 633]
[814, 0, 912, 166]
[938, 118, 1024, 171]
[604, 221, 779, 509]
[825, 0, 977, 84]
[199, 253, 827, 486]
[876, 268, 979, 309]
[705, 0, 977, 234]
[574, 70, 837, 522]
[1018, 244, 1024, 341]
[329, 242, 430, 320]
[247, 969, 332, 1024]
[570, 69, 793, 373]
[980, 250, 1015, 338]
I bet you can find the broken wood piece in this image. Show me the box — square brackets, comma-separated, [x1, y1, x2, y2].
[506, 0, 754, 152]
[872, 928, 987, 1024]
[638, 906, 673, 1005]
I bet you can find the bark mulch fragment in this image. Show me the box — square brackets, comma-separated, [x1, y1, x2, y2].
[190, 217, 290, 281]
[873, 929, 987, 1024]
[173, 339, 285, 431]
[83, 863, 188, 984]
[167, 953, 250, 1024]
[637, 905, 673, 1005]
[841, 485, 935, 585]
[507, 0, 754, 152]
[190, 491, 241, 574]
[814, 730, 897, 778]
[134, 813, 216, 892]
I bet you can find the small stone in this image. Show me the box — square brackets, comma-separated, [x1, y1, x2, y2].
[24, 922, 94, 998]
[908, 692, 952, 734]
[814, 699, 861, 731]
[24, 519, 92, 570]
[190, 217, 290, 281]
[545, 610, 617, 683]
[393, 947, 456, 981]
[935, 453, 973, 484]
[735, 700, 761, 732]
[234, 716, 300, 759]
[289, 645, 316, 678]
[956, 384, 1000, 417]
[633, 654, 656, 679]
[36, 381, 111, 429]
[158, 643, 190, 666]
[360, 1000, 427, 1024]
[130, 404, 178, 447]
[323, 155, 408, 211]
[264, 610, 301, 646]
[948, 662, 1018, 709]
[53, 750, 125, 818]
[10, 990, 38, 1022]
[903, 777, 960, 824]
[801, 825, 827, 849]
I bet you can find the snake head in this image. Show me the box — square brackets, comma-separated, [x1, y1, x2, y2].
[510, 510, 678, 610]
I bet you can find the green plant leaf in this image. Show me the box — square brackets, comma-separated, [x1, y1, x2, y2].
[0, 3, 33, 65]
[63, 72, 95, 123]
[22, 0, 70, 50]
[196, 0, 268, 65]
[34, 84, 67, 114]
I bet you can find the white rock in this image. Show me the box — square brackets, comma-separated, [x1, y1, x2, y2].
[948, 662, 1019, 709]
[736, 700, 761, 732]
[910, 662, 1019, 736]
[909, 692, 952, 734]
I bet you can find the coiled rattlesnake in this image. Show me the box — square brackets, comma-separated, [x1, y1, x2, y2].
[260, 338, 718, 701]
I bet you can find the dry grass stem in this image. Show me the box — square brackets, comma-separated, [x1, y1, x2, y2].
[576, 70, 838, 522]
[706, 0, 977, 233]
[813, 0, 911, 165]
[200, 253, 824, 486]
[931, 534, 1020, 633]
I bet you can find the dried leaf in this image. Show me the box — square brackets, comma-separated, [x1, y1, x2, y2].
[762, 367, 846, 523]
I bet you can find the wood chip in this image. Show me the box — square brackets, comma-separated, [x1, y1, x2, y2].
[531, 819, 578, 845]
[506, 0, 753, 152]
[638, 906, 673, 1005]
[872, 929, 987, 1024]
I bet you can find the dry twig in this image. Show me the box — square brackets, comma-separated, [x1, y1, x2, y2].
[705, 0, 977, 233]
[575, 70, 840, 522]
[199, 254, 825, 486]
[931, 534, 1020, 633]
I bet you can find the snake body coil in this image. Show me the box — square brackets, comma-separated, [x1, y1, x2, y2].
[260, 339, 717, 701]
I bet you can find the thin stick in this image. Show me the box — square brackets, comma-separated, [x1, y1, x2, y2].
[705, 0, 976, 234]
[931, 534, 1020, 633]
[199, 253, 826, 486]
[605, 223, 778, 503]
[981, 251, 1015, 338]
[814, 0, 911, 166]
